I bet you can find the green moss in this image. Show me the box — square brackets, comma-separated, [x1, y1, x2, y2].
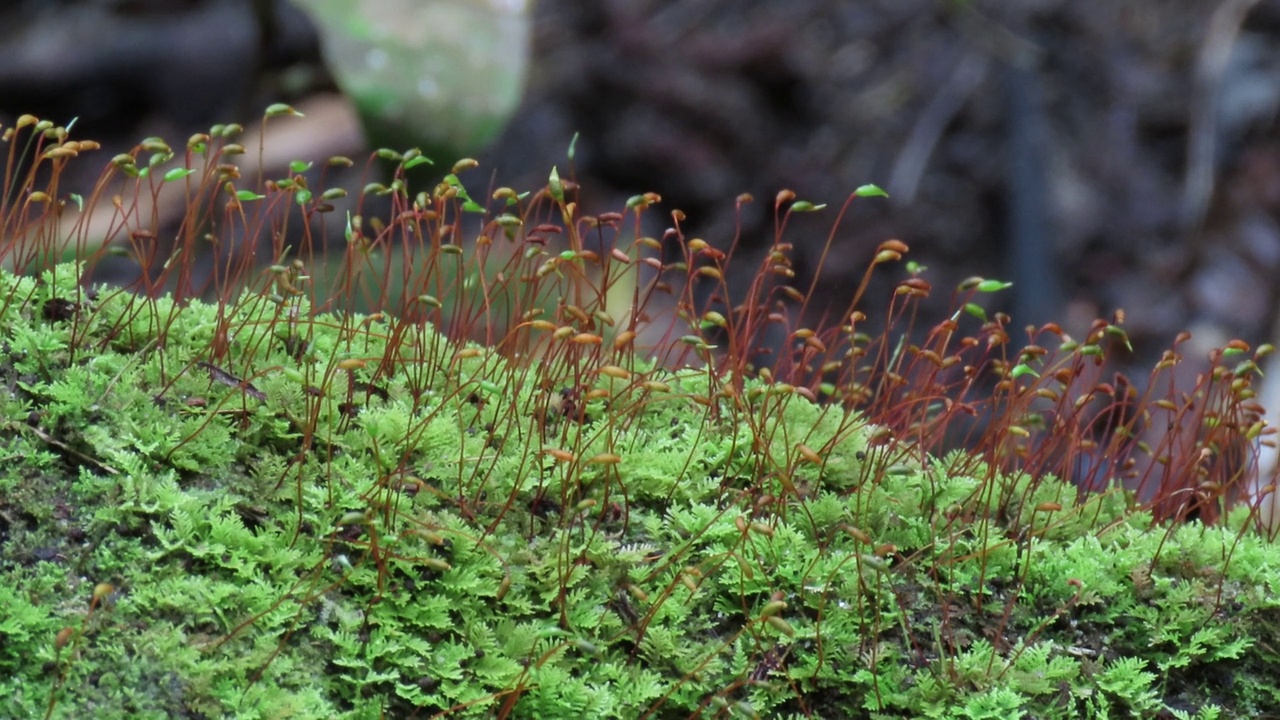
[1, 262, 1278, 718]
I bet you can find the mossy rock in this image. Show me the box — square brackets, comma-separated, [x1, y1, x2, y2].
[1, 263, 1278, 719]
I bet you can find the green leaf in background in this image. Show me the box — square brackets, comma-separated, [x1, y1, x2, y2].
[290, 0, 530, 165]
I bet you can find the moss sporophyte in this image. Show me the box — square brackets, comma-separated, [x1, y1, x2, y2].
[0, 114, 1278, 719]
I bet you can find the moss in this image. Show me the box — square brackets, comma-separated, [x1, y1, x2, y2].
[1, 262, 1278, 719]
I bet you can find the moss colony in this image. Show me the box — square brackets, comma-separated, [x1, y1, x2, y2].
[1, 258, 1277, 719]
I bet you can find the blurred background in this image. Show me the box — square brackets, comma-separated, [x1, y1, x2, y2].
[2, 0, 1280, 375]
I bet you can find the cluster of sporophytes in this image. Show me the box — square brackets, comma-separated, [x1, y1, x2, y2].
[1, 110, 1278, 719]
